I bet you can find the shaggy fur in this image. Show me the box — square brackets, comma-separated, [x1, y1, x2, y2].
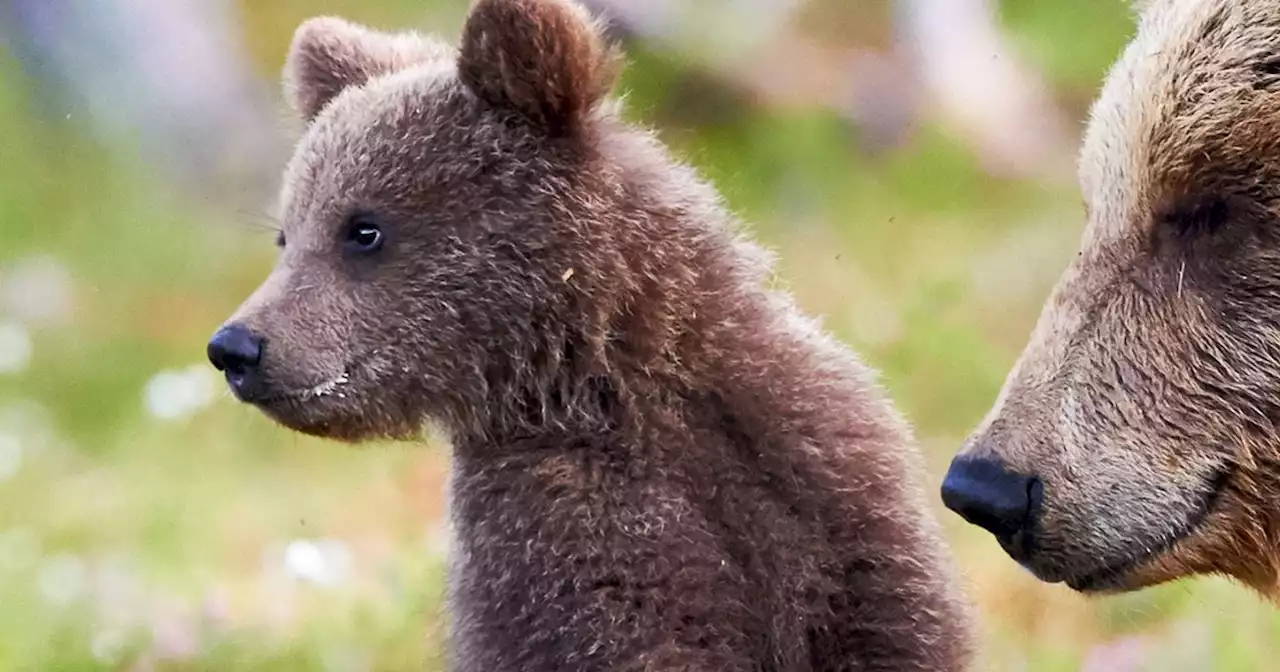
[948, 0, 1280, 599]
[214, 0, 975, 667]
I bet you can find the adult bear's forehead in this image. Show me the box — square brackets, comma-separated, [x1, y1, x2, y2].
[1079, 0, 1280, 249]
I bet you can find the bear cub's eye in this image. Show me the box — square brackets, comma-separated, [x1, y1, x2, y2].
[343, 214, 385, 254]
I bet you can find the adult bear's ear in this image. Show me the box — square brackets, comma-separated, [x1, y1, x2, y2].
[457, 0, 622, 134]
[284, 17, 439, 123]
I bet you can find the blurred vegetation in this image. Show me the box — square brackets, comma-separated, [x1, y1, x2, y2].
[1, 0, 1278, 670]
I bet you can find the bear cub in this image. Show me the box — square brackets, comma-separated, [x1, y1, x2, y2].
[207, 0, 974, 668]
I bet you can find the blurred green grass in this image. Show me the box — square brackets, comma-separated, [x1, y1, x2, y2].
[2, 0, 1279, 669]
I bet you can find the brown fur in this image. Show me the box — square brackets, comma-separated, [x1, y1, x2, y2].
[283, 17, 451, 122]
[949, 0, 1280, 599]
[214, 0, 975, 667]
[458, 0, 620, 134]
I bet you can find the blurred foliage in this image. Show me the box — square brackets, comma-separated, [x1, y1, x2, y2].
[1, 0, 1278, 670]
[1000, 0, 1135, 92]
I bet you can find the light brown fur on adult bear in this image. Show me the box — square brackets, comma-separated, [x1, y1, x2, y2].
[207, 0, 975, 668]
[944, 0, 1280, 600]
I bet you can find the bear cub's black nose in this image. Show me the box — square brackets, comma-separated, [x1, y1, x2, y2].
[941, 455, 1041, 546]
[207, 324, 264, 390]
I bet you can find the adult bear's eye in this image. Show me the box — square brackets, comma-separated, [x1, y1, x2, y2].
[344, 214, 385, 254]
[1165, 196, 1229, 240]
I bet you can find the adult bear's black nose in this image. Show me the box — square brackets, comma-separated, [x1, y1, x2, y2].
[207, 324, 264, 397]
[941, 455, 1041, 545]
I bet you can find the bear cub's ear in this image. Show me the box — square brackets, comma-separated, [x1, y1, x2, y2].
[285, 17, 438, 123]
[458, 0, 622, 134]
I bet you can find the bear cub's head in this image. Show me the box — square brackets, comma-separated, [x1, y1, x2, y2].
[207, 0, 688, 442]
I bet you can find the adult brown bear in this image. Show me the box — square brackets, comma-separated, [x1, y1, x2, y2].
[945, 0, 1280, 600]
